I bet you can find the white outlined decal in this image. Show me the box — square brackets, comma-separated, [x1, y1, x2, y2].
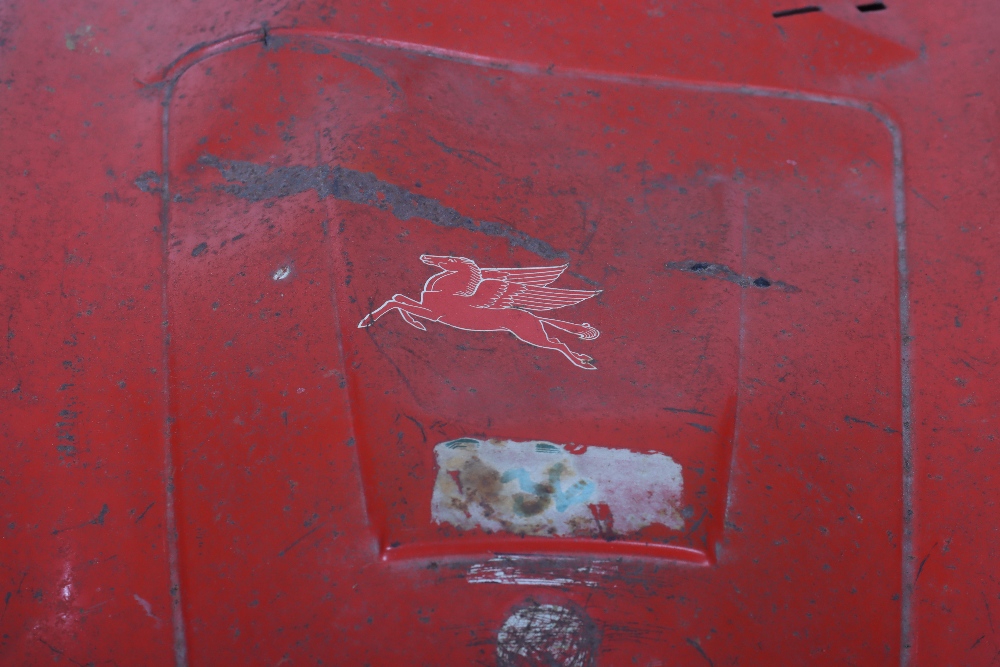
[358, 255, 601, 369]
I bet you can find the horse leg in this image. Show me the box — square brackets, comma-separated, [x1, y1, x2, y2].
[539, 318, 600, 341]
[390, 293, 428, 309]
[358, 294, 432, 328]
[397, 309, 427, 331]
[503, 315, 597, 370]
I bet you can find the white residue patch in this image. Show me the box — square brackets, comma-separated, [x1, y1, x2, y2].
[469, 564, 579, 588]
[467, 555, 620, 587]
[272, 266, 291, 280]
[431, 438, 684, 538]
[133, 594, 161, 627]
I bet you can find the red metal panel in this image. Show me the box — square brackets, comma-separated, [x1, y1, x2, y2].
[160, 34, 905, 664]
[1, 1, 997, 666]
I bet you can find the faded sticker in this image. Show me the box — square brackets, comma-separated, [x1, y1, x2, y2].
[431, 438, 684, 538]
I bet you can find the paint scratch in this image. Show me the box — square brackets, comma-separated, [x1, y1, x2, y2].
[134, 593, 162, 627]
[497, 602, 599, 667]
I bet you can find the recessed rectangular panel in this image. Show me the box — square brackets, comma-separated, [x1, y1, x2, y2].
[166, 34, 902, 661]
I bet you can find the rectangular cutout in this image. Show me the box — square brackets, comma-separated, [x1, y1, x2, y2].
[772, 6, 822, 18]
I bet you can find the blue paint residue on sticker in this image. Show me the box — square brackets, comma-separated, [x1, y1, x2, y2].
[500, 464, 596, 512]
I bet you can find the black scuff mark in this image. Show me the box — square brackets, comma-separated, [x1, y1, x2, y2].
[844, 414, 900, 434]
[915, 541, 938, 582]
[91, 504, 109, 525]
[684, 508, 709, 539]
[5, 309, 23, 397]
[361, 322, 425, 407]
[134, 171, 163, 194]
[427, 134, 500, 170]
[37, 638, 87, 667]
[51, 503, 109, 535]
[55, 407, 78, 458]
[569, 271, 600, 287]
[135, 502, 155, 523]
[1, 570, 27, 624]
[276, 524, 336, 557]
[666, 260, 799, 293]
[686, 422, 713, 433]
[337, 51, 401, 99]
[260, 23, 290, 51]
[403, 414, 427, 443]
[199, 154, 566, 260]
[983, 589, 995, 634]
[685, 637, 715, 666]
[664, 406, 715, 417]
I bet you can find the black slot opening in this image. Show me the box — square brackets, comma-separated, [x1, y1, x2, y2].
[772, 6, 822, 18]
[856, 2, 887, 11]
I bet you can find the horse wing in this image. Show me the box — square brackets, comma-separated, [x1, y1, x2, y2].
[463, 279, 517, 308]
[480, 265, 568, 287]
[469, 282, 599, 312]
[505, 285, 601, 311]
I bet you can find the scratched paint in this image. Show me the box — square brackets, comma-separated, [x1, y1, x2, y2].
[496, 602, 599, 667]
[431, 438, 684, 538]
[467, 555, 620, 587]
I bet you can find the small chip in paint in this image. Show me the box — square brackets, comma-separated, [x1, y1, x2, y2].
[272, 266, 291, 280]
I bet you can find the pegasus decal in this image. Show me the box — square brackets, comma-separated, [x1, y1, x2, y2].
[358, 255, 601, 369]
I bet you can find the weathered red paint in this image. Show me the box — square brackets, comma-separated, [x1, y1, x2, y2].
[0, 1, 996, 666]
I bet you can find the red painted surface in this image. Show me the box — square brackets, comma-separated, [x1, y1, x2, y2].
[0, 1, 996, 666]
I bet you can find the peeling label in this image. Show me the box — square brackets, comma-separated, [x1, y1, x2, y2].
[431, 438, 684, 538]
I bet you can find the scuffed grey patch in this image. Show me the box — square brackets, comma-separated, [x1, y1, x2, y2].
[666, 260, 799, 293]
[260, 28, 290, 51]
[134, 171, 163, 194]
[198, 154, 566, 260]
[496, 601, 599, 667]
[337, 51, 402, 97]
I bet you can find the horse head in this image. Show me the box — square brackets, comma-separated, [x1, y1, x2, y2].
[420, 255, 481, 294]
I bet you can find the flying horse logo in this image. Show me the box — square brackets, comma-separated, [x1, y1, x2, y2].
[358, 255, 601, 369]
